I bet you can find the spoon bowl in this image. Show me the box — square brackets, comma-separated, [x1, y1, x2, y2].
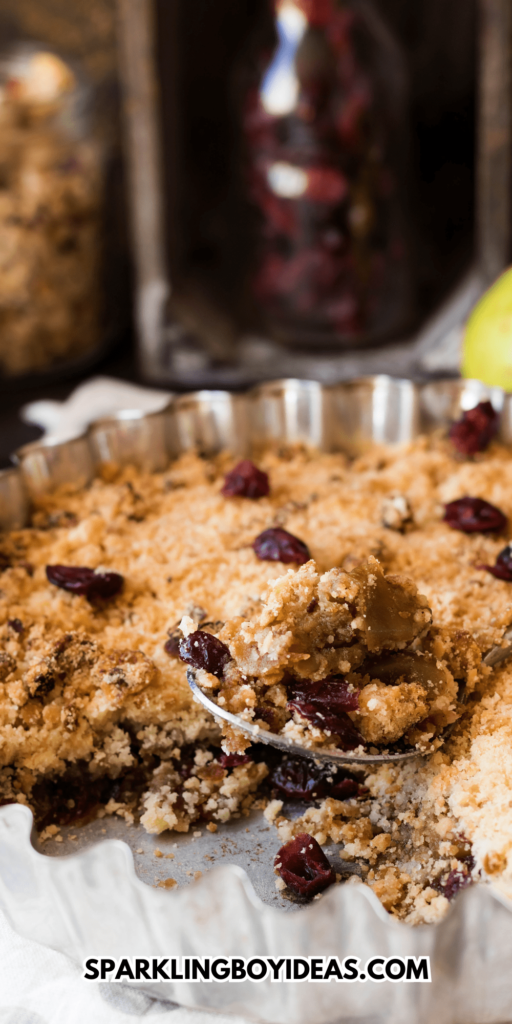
[188, 627, 512, 767]
[188, 671, 423, 766]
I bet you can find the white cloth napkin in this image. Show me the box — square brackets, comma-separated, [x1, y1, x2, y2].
[21, 376, 171, 443]
[5, 377, 240, 1024]
[0, 904, 249, 1024]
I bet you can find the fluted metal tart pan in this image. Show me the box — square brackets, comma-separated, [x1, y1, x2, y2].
[0, 375, 511, 1024]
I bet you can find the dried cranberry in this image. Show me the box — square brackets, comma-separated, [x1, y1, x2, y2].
[218, 752, 252, 768]
[477, 543, 512, 581]
[275, 832, 335, 897]
[443, 497, 507, 534]
[299, 707, 363, 749]
[253, 528, 310, 564]
[164, 626, 182, 658]
[434, 863, 474, 901]
[331, 776, 368, 800]
[8, 618, 23, 633]
[289, 676, 360, 714]
[164, 636, 181, 657]
[254, 705, 280, 730]
[287, 677, 362, 749]
[449, 401, 499, 455]
[271, 758, 326, 799]
[270, 756, 366, 801]
[222, 460, 270, 499]
[46, 565, 124, 600]
[178, 630, 231, 677]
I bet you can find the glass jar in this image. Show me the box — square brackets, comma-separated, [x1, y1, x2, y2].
[0, 44, 116, 378]
[242, 0, 413, 349]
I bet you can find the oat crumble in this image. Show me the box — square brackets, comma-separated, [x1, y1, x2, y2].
[202, 557, 480, 753]
[1, 436, 512, 919]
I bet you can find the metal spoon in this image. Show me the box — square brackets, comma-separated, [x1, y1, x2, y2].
[188, 633, 512, 770]
[188, 671, 426, 765]
[483, 629, 512, 667]
[188, 631, 512, 766]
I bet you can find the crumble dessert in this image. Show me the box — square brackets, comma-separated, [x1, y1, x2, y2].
[183, 558, 481, 753]
[1, 399, 512, 922]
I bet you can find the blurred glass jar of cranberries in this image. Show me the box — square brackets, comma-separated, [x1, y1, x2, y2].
[243, 0, 413, 349]
[0, 46, 119, 378]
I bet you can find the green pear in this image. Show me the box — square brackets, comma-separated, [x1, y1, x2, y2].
[462, 266, 512, 388]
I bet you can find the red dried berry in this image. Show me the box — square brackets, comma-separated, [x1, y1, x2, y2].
[286, 676, 361, 747]
[331, 775, 369, 800]
[477, 543, 512, 581]
[164, 635, 181, 658]
[289, 676, 360, 714]
[178, 630, 231, 677]
[434, 860, 474, 901]
[440, 869, 473, 900]
[293, 705, 363, 749]
[164, 624, 183, 658]
[433, 848, 475, 901]
[275, 832, 335, 897]
[218, 752, 252, 768]
[254, 705, 281, 730]
[253, 528, 310, 564]
[449, 401, 499, 455]
[287, 677, 362, 749]
[221, 460, 270, 499]
[8, 618, 23, 633]
[46, 565, 124, 600]
[270, 756, 366, 801]
[443, 497, 507, 534]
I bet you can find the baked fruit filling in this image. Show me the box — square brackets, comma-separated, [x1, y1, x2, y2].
[184, 557, 481, 753]
[1, 404, 512, 923]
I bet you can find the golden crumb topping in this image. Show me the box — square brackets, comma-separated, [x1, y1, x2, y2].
[0, 437, 511, 920]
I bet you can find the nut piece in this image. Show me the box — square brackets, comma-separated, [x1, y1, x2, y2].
[61, 704, 79, 732]
[0, 652, 15, 680]
[95, 649, 157, 702]
[381, 494, 412, 531]
[23, 661, 56, 699]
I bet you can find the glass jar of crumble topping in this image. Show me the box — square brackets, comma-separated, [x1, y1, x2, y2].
[242, 0, 414, 350]
[0, 45, 118, 378]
